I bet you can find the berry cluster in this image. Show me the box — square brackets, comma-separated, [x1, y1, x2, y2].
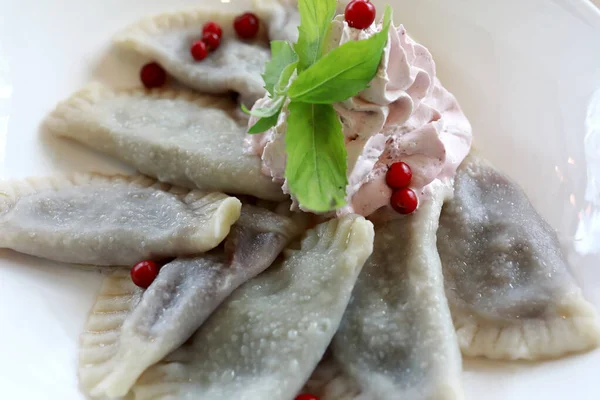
[140, 12, 261, 88]
[190, 21, 223, 62]
[386, 162, 418, 214]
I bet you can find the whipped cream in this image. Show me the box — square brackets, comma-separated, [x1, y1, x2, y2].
[245, 15, 472, 217]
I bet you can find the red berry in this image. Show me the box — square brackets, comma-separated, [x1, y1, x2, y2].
[386, 162, 413, 189]
[202, 21, 223, 38]
[295, 395, 319, 400]
[345, 0, 377, 30]
[130, 260, 159, 289]
[390, 187, 418, 214]
[234, 12, 260, 39]
[140, 62, 166, 89]
[190, 40, 209, 61]
[202, 31, 221, 51]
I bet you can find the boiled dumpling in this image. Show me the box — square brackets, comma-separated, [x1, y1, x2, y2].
[131, 215, 374, 400]
[79, 269, 141, 396]
[113, 8, 271, 107]
[332, 181, 464, 400]
[79, 205, 301, 398]
[0, 173, 240, 265]
[437, 152, 600, 360]
[45, 84, 285, 201]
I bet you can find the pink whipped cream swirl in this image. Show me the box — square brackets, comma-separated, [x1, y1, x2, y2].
[245, 16, 472, 217]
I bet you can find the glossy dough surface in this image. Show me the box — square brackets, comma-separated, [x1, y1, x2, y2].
[45, 84, 285, 201]
[113, 8, 271, 107]
[79, 205, 300, 398]
[438, 153, 600, 360]
[132, 215, 374, 400]
[0, 174, 240, 265]
[333, 182, 464, 400]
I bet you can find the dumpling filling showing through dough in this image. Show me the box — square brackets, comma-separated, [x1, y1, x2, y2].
[45, 84, 286, 201]
[131, 215, 374, 400]
[0, 173, 240, 266]
[438, 153, 600, 360]
[79, 205, 301, 398]
[113, 8, 272, 107]
[4, 0, 598, 397]
[332, 181, 464, 400]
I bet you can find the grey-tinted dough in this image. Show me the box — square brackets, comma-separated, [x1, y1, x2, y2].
[113, 8, 272, 107]
[45, 84, 285, 201]
[438, 153, 600, 360]
[132, 215, 374, 400]
[0, 173, 240, 266]
[79, 205, 300, 398]
[332, 181, 464, 400]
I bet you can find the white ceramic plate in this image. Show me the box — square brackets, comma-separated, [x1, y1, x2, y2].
[1, 0, 599, 399]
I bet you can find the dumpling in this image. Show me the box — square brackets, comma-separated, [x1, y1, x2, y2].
[44, 84, 286, 201]
[437, 152, 600, 360]
[79, 270, 141, 395]
[0, 173, 240, 265]
[132, 215, 374, 400]
[332, 181, 464, 400]
[113, 8, 271, 107]
[79, 205, 301, 398]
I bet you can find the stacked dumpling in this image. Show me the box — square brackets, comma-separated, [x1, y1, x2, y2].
[0, 1, 597, 400]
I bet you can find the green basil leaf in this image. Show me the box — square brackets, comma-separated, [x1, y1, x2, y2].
[242, 96, 285, 118]
[288, 5, 392, 104]
[248, 110, 281, 134]
[274, 61, 298, 95]
[285, 101, 348, 212]
[262, 41, 299, 96]
[294, 0, 337, 71]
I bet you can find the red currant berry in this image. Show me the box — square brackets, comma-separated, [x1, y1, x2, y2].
[295, 395, 319, 400]
[190, 40, 209, 61]
[202, 31, 221, 51]
[386, 162, 413, 189]
[202, 21, 223, 38]
[390, 187, 418, 214]
[345, 0, 377, 30]
[130, 260, 159, 289]
[234, 12, 260, 39]
[140, 62, 166, 89]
